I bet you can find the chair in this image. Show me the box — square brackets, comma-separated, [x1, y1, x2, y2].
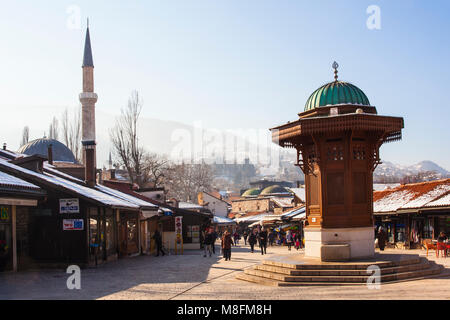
[423, 239, 436, 257]
[436, 242, 446, 258]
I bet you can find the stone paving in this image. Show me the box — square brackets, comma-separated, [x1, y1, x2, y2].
[0, 243, 449, 300]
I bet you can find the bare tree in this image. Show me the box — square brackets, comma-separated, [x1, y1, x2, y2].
[20, 126, 30, 147]
[61, 107, 82, 162]
[48, 116, 59, 140]
[164, 162, 214, 202]
[142, 153, 170, 187]
[110, 91, 148, 186]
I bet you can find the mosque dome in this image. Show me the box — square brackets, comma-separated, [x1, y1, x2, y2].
[18, 138, 77, 163]
[260, 185, 290, 196]
[304, 81, 371, 112]
[241, 188, 261, 197]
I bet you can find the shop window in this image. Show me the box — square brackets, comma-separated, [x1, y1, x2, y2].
[186, 225, 200, 243]
[424, 218, 434, 239]
[395, 224, 406, 242]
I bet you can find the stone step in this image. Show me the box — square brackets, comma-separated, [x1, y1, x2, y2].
[254, 259, 430, 276]
[244, 262, 441, 283]
[262, 257, 421, 270]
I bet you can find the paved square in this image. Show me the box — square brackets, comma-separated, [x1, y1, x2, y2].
[0, 243, 449, 300]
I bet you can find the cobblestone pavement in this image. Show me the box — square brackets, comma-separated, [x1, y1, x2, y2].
[0, 243, 449, 300]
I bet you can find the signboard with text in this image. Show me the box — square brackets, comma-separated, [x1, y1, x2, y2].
[59, 198, 80, 214]
[175, 216, 183, 244]
[63, 219, 84, 231]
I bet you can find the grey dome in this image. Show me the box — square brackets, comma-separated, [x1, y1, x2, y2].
[18, 138, 77, 163]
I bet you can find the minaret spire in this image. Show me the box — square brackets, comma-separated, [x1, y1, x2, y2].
[82, 19, 94, 68]
[80, 21, 98, 187]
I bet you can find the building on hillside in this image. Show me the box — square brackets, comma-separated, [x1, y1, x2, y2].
[373, 179, 450, 249]
[197, 191, 229, 217]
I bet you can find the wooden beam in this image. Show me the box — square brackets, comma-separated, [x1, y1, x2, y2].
[12, 205, 17, 272]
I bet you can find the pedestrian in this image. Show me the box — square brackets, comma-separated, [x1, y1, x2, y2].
[152, 228, 165, 256]
[286, 230, 294, 251]
[234, 231, 241, 246]
[258, 227, 268, 255]
[243, 230, 248, 246]
[248, 229, 257, 253]
[221, 230, 234, 261]
[211, 228, 218, 254]
[268, 231, 275, 247]
[203, 228, 214, 257]
[294, 232, 300, 250]
[377, 226, 387, 251]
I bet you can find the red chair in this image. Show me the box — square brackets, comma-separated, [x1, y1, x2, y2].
[436, 242, 446, 258]
[446, 244, 450, 257]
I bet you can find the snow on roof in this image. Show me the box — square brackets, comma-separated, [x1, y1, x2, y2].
[178, 202, 204, 209]
[0, 170, 41, 190]
[373, 183, 401, 191]
[288, 188, 306, 202]
[271, 197, 294, 208]
[0, 158, 139, 209]
[212, 215, 236, 225]
[373, 179, 450, 213]
[95, 184, 157, 208]
[235, 213, 270, 223]
[281, 206, 306, 218]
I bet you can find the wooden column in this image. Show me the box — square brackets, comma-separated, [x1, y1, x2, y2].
[12, 205, 17, 272]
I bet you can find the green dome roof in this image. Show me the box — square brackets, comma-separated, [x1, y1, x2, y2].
[304, 81, 371, 112]
[260, 185, 290, 196]
[241, 188, 261, 197]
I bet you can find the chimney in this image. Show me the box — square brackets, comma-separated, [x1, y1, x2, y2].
[2, 143, 6, 150]
[83, 142, 96, 187]
[47, 144, 53, 165]
[110, 169, 116, 180]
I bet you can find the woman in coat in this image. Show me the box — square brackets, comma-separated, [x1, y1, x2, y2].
[221, 230, 234, 261]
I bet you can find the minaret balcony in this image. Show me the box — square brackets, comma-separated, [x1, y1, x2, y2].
[79, 92, 98, 103]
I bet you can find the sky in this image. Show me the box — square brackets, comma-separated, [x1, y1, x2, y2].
[0, 0, 449, 169]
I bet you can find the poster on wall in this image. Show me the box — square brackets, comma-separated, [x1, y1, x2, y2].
[175, 216, 183, 244]
[63, 219, 84, 230]
[59, 198, 80, 214]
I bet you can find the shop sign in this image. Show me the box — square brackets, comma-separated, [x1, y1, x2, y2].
[63, 219, 84, 230]
[60, 198, 80, 214]
[0, 207, 10, 221]
[175, 216, 182, 244]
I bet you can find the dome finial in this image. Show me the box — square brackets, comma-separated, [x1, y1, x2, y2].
[332, 61, 339, 81]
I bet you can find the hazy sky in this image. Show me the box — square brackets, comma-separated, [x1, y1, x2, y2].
[0, 0, 449, 169]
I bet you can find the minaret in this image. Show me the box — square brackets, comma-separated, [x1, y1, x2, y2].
[79, 20, 98, 187]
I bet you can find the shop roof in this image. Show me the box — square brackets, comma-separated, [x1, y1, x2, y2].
[373, 179, 450, 214]
[0, 158, 139, 210]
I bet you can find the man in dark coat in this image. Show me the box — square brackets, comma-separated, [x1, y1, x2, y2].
[152, 229, 165, 256]
[248, 229, 257, 253]
[258, 227, 268, 255]
[377, 227, 387, 251]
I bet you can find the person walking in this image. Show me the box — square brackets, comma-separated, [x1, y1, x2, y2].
[243, 230, 248, 246]
[268, 231, 275, 247]
[221, 230, 234, 261]
[211, 228, 218, 254]
[248, 229, 257, 253]
[258, 227, 268, 255]
[286, 230, 294, 251]
[233, 231, 240, 246]
[152, 229, 165, 256]
[377, 227, 387, 251]
[203, 228, 214, 257]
